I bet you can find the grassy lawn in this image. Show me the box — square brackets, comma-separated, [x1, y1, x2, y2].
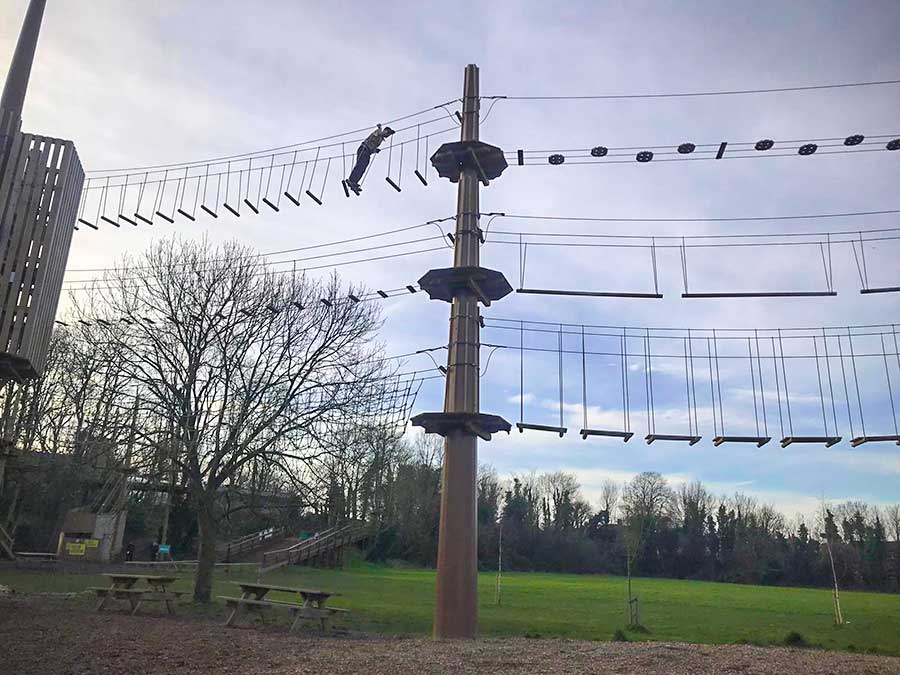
[3, 560, 899, 655]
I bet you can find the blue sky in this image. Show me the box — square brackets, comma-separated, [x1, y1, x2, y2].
[3, 0, 899, 519]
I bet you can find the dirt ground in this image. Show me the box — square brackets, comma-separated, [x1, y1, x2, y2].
[2, 596, 899, 675]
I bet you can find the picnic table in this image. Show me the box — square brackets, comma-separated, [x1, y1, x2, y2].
[90, 574, 184, 616]
[220, 581, 348, 632]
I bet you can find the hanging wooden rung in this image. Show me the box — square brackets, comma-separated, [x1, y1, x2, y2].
[849, 434, 900, 447]
[305, 190, 322, 206]
[860, 287, 900, 295]
[516, 422, 567, 437]
[200, 205, 218, 218]
[780, 436, 841, 448]
[223, 203, 240, 217]
[683, 291, 836, 298]
[77, 218, 98, 230]
[134, 213, 154, 225]
[645, 433, 701, 445]
[284, 191, 301, 206]
[518, 288, 663, 299]
[580, 429, 633, 441]
[176, 209, 195, 222]
[341, 180, 351, 198]
[385, 177, 401, 192]
[154, 211, 175, 224]
[119, 214, 138, 226]
[415, 170, 428, 186]
[100, 216, 120, 228]
[713, 435, 771, 447]
[262, 198, 279, 212]
[243, 199, 259, 214]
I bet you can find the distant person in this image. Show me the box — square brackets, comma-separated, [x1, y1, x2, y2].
[345, 124, 395, 195]
[125, 542, 135, 562]
[151, 541, 159, 561]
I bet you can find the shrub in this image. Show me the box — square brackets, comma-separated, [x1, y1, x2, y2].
[784, 631, 808, 648]
[612, 629, 629, 642]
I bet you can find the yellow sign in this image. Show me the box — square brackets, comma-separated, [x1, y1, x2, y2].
[85, 539, 99, 548]
[65, 543, 86, 556]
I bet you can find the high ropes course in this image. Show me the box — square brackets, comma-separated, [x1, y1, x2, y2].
[52, 75, 900, 444]
[69, 78, 900, 231]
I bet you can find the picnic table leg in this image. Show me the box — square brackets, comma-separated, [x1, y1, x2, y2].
[225, 590, 259, 627]
[95, 592, 109, 612]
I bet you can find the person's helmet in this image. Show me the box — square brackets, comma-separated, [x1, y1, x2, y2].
[383, 126, 395, 136]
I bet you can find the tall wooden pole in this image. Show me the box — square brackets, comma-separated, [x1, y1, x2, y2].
[0, 0, 47, 121]
[433, 64, 482, 639]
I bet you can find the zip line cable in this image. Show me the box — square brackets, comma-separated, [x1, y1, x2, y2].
[484, 78, 900, 101]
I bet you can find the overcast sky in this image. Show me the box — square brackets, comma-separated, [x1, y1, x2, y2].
[3, 0, 899, 520]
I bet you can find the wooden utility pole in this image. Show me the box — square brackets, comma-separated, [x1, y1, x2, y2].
[412, 64, 511, 639]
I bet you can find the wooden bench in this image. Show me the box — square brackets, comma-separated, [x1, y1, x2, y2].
[90, 575, 185, 616]
[219, 594, 349, 632]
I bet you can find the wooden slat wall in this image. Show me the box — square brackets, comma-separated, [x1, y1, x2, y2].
[0, 120, 83, 380]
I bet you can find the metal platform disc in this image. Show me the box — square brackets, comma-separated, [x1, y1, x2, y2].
[418, 266, 513, 306]
[411, 412, 511, 441]
[430, 141, 508, 183]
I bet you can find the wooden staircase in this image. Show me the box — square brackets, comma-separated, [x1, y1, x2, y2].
[259, 521, 368, 575]
[216, 526, 287, 562]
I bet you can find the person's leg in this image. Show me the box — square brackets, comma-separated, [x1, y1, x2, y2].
[347, 145, 372, 186]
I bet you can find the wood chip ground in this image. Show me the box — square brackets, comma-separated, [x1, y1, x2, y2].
[2, 596, 898, 674]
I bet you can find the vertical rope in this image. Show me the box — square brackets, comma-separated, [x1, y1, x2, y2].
[771, 337, 785, 438]
[836, 333, 855, 438]
[812, 337, 829, 437]
[848, 329, 866, 436]
[748, 338, 760, 437]
[386, 134, 394, 178]
[285, 150, 298, 196]
[822, 330, 839, 438]
[646, 330, 656, 435]
[754, 330, 768, 437]
[707, 337, 718, 437]
[319, 158, 331, 198]
[881, 333, 898, 435]
[558, 325, 564, 430]
[519, 321, 524, 427]
[684, 337, 693, 436]
[581, 325, 588, 432]
[622, 328, 630, 432]
[713, 330, 725, 434]
[688, 329, 699, 435]
[78, 178, 89, 220]
[778, 329, 793, 436]
[650, 238, 659, 296]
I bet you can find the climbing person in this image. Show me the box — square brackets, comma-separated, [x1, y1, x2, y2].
[345, 124, 395, 195]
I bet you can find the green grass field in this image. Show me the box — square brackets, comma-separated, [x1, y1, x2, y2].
[3, 561, 899, 655]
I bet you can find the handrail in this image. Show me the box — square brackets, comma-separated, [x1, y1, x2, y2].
[258, 522, 369, 575]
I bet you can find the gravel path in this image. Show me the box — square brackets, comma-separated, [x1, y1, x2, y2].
[2, 596, 898, 674]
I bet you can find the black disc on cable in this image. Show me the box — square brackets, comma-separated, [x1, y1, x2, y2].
[548, 154, 565, 165]
[636, 151, 654, 163]
[798, 143, 818, 156]
[844, 134, 864, 146]
[677, 143, 695, 154]
[755, 139, 774, 151]
[591, 146, 608, 157]
[887, 138, 900, 151]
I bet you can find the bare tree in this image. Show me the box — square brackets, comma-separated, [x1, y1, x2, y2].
[87, 237, 387, 601]
[885, 503, 900, 543]
[599, 478, 620, 523]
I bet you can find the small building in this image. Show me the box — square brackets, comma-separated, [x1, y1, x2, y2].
[57, 509, 126, 563]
